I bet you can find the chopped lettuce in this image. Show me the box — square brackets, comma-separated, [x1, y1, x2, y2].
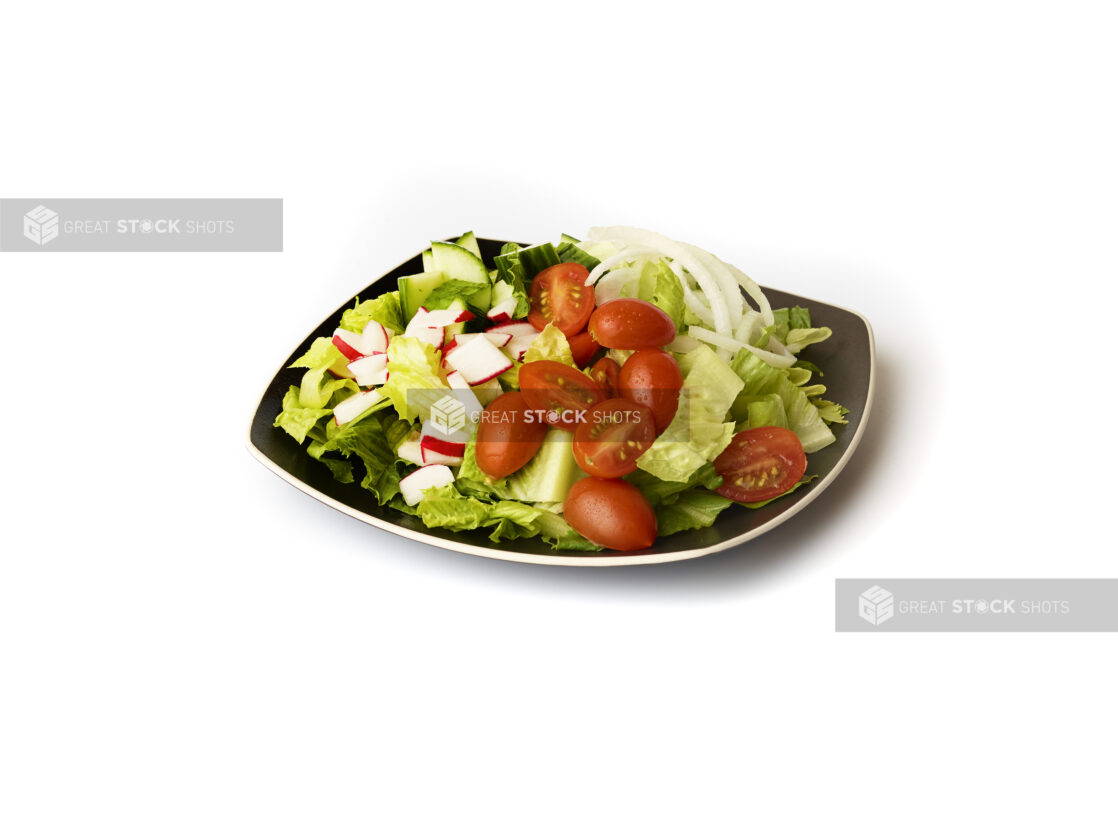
[311, 410, 414, 505]
[729, 349, 836, 453]
[522, 323, 575, 367]
[633, 259, 685, 330]
[635, 345, 743, 482]
[341, 292, 405, 335]
[285, 336, 359, 409]
[736, 393, 789, 430]
[493, 243, 531, 318]
[379, 336, 449, 422]
[415, 485, 599, 549]
[657, 489, 736, 536]
[274, 386, 332, 444]
[423, 280, 489, 313]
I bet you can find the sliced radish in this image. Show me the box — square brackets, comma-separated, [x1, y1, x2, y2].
[487, 321, 538, 339]
[446, 370, 471, 391]
[445, 334, 513, 384]
[423, 307, 475, 328]
[503, 332, 539, 361]
[421, 433, 467, 458]
[486, 297, 517, 324]
[361, 367, 389, 386]
[397, 434, 425, 466]
[361, 321, 390, 354]
[332, 328, 368, 361]
[471, 377, 502, 406]
[347, 353, 388, 386]
[421, 447, 463, 466]
[407, 325, 445, 350]
[333, 388, 383, 426]
[455, 331, 513, 349]
[399, 464, 455, 506]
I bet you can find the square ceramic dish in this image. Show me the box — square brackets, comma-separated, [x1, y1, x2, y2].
[247, 238, 875, 566]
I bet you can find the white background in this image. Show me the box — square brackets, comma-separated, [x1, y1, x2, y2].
[2, 2, 1116, 828]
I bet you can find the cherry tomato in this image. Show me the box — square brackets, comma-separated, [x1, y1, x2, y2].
[474, 392, 548, 478]
[518, 360, 607, 432]
[588, 298, 676, 349]
[528, 263, 595, 335]
[619, 349, 683, 434]
[567, 330, 602, 368]
[564, 477, 657, 551]
[713, 426, 807, 503]
[589, 356, 621, 398]
[572, 399, 655, 478]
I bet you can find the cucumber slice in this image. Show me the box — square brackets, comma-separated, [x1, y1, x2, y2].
[430, 241, 490, 286]
[560, 233, 581, 244]
[505, 430, 586, 503]
[517, 242, 561, 279]
[455, 231, 482, 259]
[421, 249, 435, 272]
[556, 240, 601, 271]
[398, 271, 449, 320]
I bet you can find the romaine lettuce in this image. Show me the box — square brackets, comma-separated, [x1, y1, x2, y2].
[635, 345, 744, 482]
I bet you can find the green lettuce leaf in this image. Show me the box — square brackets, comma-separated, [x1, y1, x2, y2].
[634, 260, 685, 330]
[274, 386, 332, 444]
[379, 336, 449, 422]
[423, 280, 489, 312]
[657, 489, 736, 536]
[414, 485, 544, 543]
[522, 323, 575, 367]
[813, 400, 850, 424]
[635, 345, 743, 482]
[729, 349, 836, 453]
[493, 243, 531, 318]
[341, 292, 405, 335]
[785, 326, 833, 354]
[627, 463, 722, 508]
[287, 336, 359, 409]
[314, 410, 414, 505]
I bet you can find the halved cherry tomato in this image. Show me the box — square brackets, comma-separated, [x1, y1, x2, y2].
[619, 349, 683, 435]
[564, 477, 657, 551]
[589, 356, 621, 398]
[474, 392, 548, 478]
[572, 398, 655, 478]
[518, 360, 606, 432]
[568, 330, 602, 368]
[528, 263, 595, 335]
[588, 298, 676, 349]
[713, 426, 807, 503]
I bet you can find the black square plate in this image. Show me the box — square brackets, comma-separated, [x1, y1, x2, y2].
[247, 238, 875, 566]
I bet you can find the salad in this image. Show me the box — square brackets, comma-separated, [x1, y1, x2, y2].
[274, 227, 848, 553]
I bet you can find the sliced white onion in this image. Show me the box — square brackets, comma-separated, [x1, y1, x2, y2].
[689, 326, 797, 369]
[593, 266, 640, 304]
[735, 309, 763, 344]
[588, 227, 732, 335]
[585, 247, 660, 286]
[724, 261, 774, 327]
[682, 243, 744, 329]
